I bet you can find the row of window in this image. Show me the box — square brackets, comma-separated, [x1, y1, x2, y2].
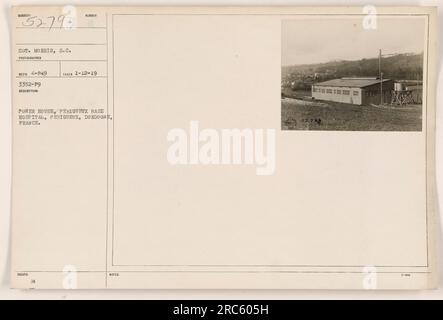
[312, 87, 359, 96]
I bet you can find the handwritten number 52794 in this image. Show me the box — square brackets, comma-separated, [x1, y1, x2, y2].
[22, 15, 67, 30]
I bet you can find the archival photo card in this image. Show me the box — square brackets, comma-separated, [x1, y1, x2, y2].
[9, 6, 438, 290]
[281, 16, 427, 131]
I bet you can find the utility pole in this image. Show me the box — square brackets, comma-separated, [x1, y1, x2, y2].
[379, 49, 383, 105]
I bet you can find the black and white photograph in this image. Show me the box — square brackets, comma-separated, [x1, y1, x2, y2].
[281, 17, 426, 131]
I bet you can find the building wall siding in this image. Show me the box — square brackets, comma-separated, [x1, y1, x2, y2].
[312, 86, 362, 105]
[312, 80, 394, 106]
[361, 81, 394, 105]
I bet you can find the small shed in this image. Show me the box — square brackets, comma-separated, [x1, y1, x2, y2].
[312, 77, 394, 105]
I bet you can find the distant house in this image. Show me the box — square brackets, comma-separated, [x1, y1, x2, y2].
[312, 77, 394, 105]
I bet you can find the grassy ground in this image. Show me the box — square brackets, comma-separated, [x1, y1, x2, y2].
[281, 98, 422, 131]
[281, 88, 311, 99]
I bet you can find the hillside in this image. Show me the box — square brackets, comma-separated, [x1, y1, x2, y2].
[282, 53, 423, 90]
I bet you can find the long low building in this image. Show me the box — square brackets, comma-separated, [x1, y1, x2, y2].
[312, 77, 394, 105]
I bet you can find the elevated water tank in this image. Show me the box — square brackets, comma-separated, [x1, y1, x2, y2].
[394, 83, 405, 91]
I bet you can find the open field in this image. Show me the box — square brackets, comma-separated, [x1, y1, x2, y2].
[281, 98, 422, 131]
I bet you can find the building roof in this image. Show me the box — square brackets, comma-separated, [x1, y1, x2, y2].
[313, 78, 392, 88]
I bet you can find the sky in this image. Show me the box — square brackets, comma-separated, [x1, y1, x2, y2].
[281, 16, 426, 66]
